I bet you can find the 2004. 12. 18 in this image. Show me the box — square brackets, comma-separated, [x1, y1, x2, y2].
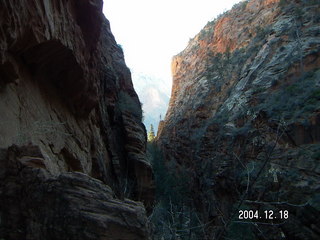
[238, 210, 289, 220]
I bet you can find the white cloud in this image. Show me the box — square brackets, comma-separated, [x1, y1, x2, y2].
[103, 0, 242, 89]
[103, 0, 242, 132]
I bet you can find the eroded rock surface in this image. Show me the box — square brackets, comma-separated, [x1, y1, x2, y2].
[0, 146, 149, 240]
[0, 0, 154, 239]
[158, 0, 320, 239]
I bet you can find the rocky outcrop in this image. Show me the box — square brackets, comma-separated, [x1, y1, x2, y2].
[158, 0, 320, 239]
[0, 0, 154, 239]
[0, 146, 149, 240]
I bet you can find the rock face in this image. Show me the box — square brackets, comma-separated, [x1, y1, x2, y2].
[158, 0, 320, 239]
[0, 0, 154, 239]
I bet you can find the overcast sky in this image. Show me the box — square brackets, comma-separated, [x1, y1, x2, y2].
[103, 0, 242, 93]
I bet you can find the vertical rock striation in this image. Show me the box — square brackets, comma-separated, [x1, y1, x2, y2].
[0, 0, 154, 239]
[158, 0, 320, 239]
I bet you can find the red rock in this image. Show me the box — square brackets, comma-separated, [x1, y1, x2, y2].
[158, 0, 320, 238]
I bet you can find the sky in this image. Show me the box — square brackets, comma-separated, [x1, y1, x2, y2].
[103, 0, 242, 93]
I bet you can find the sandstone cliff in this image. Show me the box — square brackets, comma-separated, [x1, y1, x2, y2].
[158, 0, 320, 239]
[0, 0, 154, 239]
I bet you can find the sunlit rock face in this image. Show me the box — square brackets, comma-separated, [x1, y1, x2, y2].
[0, 0, 153, 239]
[158, 0, 320, 239]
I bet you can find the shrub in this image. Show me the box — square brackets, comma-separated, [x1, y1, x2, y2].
[279, 0, 287, 7]
[255, 26, 271, 41]
[256, 70, 320, 123]
[226, 222, 255, 240]
[147, 143, 205, 239]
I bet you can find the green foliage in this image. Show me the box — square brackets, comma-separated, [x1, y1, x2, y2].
[309, 144, 320, 160]
[147, 143, 205, 239]
[148, 124, 155, 142]
[241, 0, 249, 10]
[226, 222, 255, 240]
[310, 193, 320, 211]
[231, 0, 249, 11]
[204, 22, 269, 89]
[206, 52, 232, 80]
[279, 0, 287, 7]
[232, 123, 252, 137]
[268, 73, 280, 88]
[213, 109, 230, 125]
[294, 8, 304, 19]
[253, 87, 266, 94]
[257, 70, 320, 122]
[312, 151, 320, 160]
[198, 0, 249, 44]
[255, 25, 271, 41]
[198, 26, 214, 41]
[148, 143, 191, 205]
[301, 0, 320, 6]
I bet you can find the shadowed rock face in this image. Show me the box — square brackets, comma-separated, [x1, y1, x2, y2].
[0, 0, 154, 239]
[0, 146, 149, 240]
[158, 0, 320, 239]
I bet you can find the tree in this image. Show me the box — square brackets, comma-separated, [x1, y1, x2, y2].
[148, 124, 155, 142]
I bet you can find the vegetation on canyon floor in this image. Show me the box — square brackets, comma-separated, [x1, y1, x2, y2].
[147, 142, 204, 240]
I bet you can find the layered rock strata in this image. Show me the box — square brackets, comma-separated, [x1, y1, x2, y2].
[158, 0, 320, 239]
[0, 0, 154, 239]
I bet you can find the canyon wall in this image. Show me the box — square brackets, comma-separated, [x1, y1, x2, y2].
[0, 0, 154, 239]
[158, 0, 320, 239]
